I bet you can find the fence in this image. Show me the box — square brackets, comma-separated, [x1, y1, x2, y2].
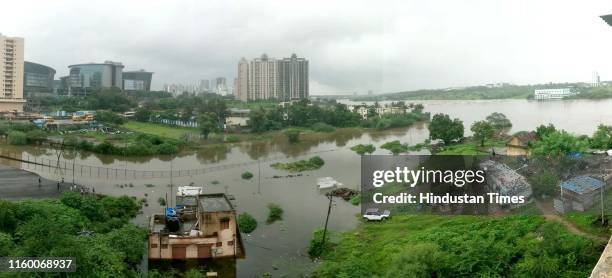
[0, 148, 338, 181]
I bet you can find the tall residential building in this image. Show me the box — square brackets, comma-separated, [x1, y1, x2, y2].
[236, 58, 249, 101]
[68, 61, 124, 96]
[236, 53, 309, 101]
[0, 33, 26, 112]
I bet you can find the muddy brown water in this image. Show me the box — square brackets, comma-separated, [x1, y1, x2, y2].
[0, 99, 611, 276]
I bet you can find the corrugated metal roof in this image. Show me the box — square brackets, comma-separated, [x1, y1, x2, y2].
[601, 14, 612, 26]
[560, 176, 604, 194]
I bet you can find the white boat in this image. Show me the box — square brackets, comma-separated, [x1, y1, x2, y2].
[317, 177, 342, 189]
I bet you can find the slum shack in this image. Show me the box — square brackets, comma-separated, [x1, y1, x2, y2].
[555, 176, 606, 212]
[480, 160, 533, 208]
[506, 131, 537, 156]
[149, 191, 245, 260]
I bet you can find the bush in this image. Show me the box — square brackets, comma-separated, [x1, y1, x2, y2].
[156, 142, 179, 155]
[349, 193, 361, 205]
[157, 197, 166, 206]
[284, 129, 301, 143]
[266, 203, 283, 224]
[237, 212, 258, 233]
[63, 136, 79, 146]
[7, 131, 27, 145]
[96, 111, 125, 125]
[308, 156, 325, 167]
[308, 229, 333, 257]
[311, 122, 336, 133]
[241, 171, 254, 180]
[25, 129, 47, 144]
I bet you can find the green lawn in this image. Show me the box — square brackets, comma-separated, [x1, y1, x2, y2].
[121, 121, 197, 139]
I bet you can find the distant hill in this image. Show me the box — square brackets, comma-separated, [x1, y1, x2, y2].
[350, 82, 592, 101]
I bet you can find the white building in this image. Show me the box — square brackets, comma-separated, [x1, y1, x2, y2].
[0, 33, 26, 112]
[534, 88, 578, 100]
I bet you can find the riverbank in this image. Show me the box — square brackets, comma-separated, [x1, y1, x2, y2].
[312, 215, 603, 277]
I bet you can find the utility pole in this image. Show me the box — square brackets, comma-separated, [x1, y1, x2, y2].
[601, 174, 605, 226]
[258, 159, 261, 194]
[170, 160, 173, 207]
[321, 194, 333, 248]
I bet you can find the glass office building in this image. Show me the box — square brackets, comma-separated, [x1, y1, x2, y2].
[68, 61, 124, 96]
[24, 61, 55, 98]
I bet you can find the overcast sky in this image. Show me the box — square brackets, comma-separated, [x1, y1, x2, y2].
[3, 0, 612, 95]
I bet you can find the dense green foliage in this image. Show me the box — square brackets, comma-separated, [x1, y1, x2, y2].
[536, 124, 557, 138]
[197, 112, 222, 139]
[528, 168, 559, 198]
[248, 100, 427, 133]
[0, 193, 146, 277]
[314, 215, 601, 277]
[531, 130, 589, 156]
[96, 111, 126, 125]
[7, 131, 27, 145]
[428, 113, 464, 145]
[471, 120, 495, 147]
[134, 108, 152, 122]
[350, 144, 376, 155]
[567, 86, 612, 99]
[270, 156, 325, 172]
[266, 203, 283, 224]
[590, 124, 612, 149]
[237, 212, 258, 233]
[76, 134, 182, 156]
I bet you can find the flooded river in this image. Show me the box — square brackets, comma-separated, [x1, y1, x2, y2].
[0, 98, 611, 276]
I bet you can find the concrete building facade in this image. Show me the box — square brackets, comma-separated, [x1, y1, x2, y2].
[236, 53, 308, 101]
[0, 34, 26, 112]
[122, 70, 153, 92]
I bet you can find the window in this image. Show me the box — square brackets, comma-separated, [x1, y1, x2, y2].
[228, 241, 234, 246]
[150, 244, 158, 248]
[220, 219, 230, 230]
[216, 242, 223, 247]
[161, 244, 168, 249]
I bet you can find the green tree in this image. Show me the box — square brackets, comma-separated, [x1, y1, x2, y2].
[529, 169, 559, 198]
[536, 124, 556, 138]
[197, 112, 221, 139]
[134, 108, 152, 122]
[532, 130, 589, 156]
[428, 113, 464, 145]
[25, 129, 47, 144]
[471, 121, 495, 147]
[590, 124, 612, 149]
[485, 112, 512, 133]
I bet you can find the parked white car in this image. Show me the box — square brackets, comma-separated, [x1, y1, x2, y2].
[363, 208, 390, 221]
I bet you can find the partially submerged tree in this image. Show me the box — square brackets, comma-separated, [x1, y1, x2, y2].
[471, 121, 495, 147]
[428, 113, 464, 145]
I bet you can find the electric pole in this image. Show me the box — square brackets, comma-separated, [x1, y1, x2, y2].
[321, 194, 333, 248]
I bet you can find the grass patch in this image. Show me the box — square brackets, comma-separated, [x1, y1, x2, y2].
[435, 138, 506, 155]
[122, 121, 197, 140]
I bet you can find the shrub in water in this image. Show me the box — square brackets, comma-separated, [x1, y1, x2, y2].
[266, 203, 283, 224]
[241, 171, 254, 180]
[238, 212, 258, 233]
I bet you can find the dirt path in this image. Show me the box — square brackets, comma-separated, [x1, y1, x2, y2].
[535, 200, 608, 242]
